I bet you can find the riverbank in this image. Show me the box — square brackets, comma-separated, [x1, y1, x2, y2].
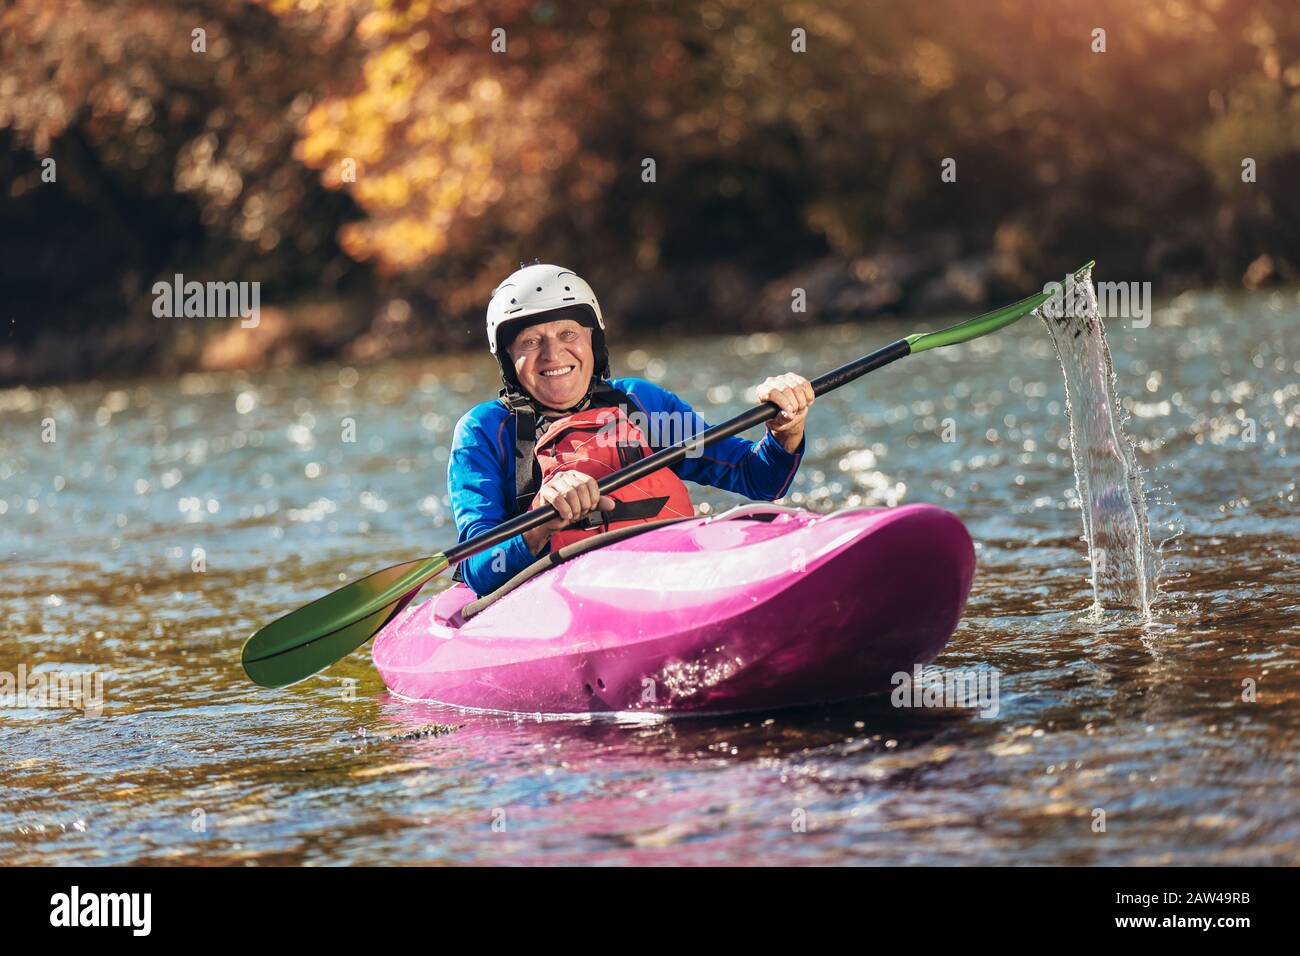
[5, 239, 1261, 388]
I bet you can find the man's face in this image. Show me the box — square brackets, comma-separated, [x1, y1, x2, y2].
[508, 318, 595, 410]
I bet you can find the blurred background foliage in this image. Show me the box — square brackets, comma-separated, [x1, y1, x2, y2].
[2, 0, 1298, 383]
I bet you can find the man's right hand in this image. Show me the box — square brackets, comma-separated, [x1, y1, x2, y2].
[522, 470, 615, 554]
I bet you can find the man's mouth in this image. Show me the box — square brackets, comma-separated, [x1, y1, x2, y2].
[539, 365, 575, 378]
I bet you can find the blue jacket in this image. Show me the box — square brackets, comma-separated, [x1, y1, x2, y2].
[449, 377, 804, 595]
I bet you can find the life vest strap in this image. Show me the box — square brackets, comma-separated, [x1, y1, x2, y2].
[573, 495, 669, 531]
[500, 390, 540, 515]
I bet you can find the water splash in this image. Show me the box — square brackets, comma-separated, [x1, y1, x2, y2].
[1037, 267, 1159, 618]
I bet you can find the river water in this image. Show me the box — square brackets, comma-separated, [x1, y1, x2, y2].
[2, 288, 1297, 865]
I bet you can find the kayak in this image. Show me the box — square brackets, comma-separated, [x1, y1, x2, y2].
[371, 502, 975, 716]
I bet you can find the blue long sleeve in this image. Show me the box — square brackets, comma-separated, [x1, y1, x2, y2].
[447, 408, 538, 596]
[618, 379, 804, 499]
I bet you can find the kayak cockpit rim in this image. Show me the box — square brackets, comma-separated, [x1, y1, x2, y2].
[459, 502, 809, 620]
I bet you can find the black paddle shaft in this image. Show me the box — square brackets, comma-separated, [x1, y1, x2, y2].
[442, 337, 913, 565]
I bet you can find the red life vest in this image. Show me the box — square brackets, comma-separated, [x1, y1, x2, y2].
[530, 401, 694, 550]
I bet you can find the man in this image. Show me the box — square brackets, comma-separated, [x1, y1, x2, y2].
[449, 263, 813, 596]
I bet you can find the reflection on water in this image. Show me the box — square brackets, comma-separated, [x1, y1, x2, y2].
[1, 288, 1298, 865]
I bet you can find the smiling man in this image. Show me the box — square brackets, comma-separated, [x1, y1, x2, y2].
[448, 263, 813, 596]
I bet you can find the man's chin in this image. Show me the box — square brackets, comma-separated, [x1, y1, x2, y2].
[528, 376, 590, 409]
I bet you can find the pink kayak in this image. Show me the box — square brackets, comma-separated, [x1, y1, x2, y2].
[372, 503, 975, 716]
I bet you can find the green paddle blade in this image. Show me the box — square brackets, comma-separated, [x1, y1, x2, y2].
[241, 554, 448, 688]
[906, 260, 1095, 353]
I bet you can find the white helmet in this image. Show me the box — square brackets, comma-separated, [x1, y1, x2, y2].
[486, 263, 605, 355]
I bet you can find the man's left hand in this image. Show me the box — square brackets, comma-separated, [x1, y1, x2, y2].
[756, 372, 813, 454]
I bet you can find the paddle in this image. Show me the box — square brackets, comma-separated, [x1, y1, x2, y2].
[241, 261, 1094, 687]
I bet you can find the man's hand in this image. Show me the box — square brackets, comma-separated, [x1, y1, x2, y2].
[522, 470, 615, 554]
[757, 372, 814, 453]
